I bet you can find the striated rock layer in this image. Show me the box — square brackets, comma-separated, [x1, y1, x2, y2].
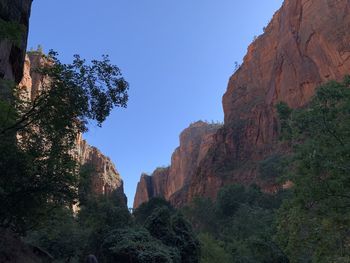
[20, 53, 127, 206]
[133, 121, 221, 208]
[0, 0, 33, 85]
[134, 0, 350, 207]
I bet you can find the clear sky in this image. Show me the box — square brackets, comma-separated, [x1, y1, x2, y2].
[28, 0, 283, 207]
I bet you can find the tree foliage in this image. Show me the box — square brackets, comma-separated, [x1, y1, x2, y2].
[183, 184, 288, 263]
[0, 51, 128, 233]
[135, 198, 200, 263]
[276, 77, 350, 262]
[25, 207, 86, 263]
[198, 233, 232, 263]
[133, 197, 174, 225]
[100, 228, 180, 263]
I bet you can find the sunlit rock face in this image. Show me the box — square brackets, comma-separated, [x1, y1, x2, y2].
[134, 0, 350, 207]
[188, 0, 350, 201]
[133, 121, 221, 208]
[0, 0, 33, 85]
[20, 53, 127, 206]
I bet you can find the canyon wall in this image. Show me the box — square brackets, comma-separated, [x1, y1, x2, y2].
[188, 0, 350, 201]
[0, 0, 127, 206]
[20, 53, 127, 206]
[134, 0, 350, 207]
[76, 134, 126, 205]
[134, 121, 221, 208]
[0, 0, 32, 85]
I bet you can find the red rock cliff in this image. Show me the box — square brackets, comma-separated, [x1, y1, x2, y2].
[188, 0, 350, 201]
[20, 53, 127, 206]
[134, 0, 350, 207]
[133, 121, 221, 208]
[76, 134, 126, 204]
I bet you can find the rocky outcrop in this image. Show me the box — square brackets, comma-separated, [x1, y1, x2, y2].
[134, 0, 350, 207]
[134, 121, 221, 208]
[133, 169, 169, 208]
[20, 53, 127, 206]
[187, 0, 350, 200]
[0, 0, 33, 85]
[76, 134, 127, 205]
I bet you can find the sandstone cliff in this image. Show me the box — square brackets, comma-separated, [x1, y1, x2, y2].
[134, 0, 350, 206]
[76, 134, 126, 204]
[188, 0, 350, 200]
[134, 121, 221, 208]
[0, 0, 32, 85]
[20, 53, 127, 206]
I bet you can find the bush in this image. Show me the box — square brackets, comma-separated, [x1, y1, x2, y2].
[217, 184, 246, 217]
[198, 233, 232, 263]
[133, 197, 173, 225]
[100, 228, 180, 263]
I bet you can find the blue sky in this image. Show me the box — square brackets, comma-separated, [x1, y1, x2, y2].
[28, 0, 283, 207]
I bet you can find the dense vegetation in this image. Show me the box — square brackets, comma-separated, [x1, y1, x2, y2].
[24, 195, 200, 262]
[182, 185, 289, 263]
[0, 25, 349, 261]
[0, 51, 128, 234]
[0, 51, 200, 263]
[276, 77, 350, 262]
[181, 77, 350, 263]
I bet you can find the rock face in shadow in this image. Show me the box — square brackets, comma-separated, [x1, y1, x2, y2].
[76, 134, 127, 205]
[134, 0, 350, 207]
[0, 228, 53, 263]
[20, 53, 127, 206]
[133, 169, 170, 209]
[0, 0, 33, 85]
[133, 121, 221, 208]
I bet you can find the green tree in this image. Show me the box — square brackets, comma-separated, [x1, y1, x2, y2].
[198, 233, 232, 263]
[0, 51, 129, 233]
[133, 197, 174, 225]
[216, 184, 248, 217]
[222, 205, 288, 263]
[170, 213, 200, 263]
[135, 198, 200, 263]
[276, 77, 350, 262]
[181, 197, 217, 234]
[100, 228, 180, 263]
[25, 207, 86, 263]
[183, 184, 289, 263]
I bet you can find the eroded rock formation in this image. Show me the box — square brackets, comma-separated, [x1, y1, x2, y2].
[134, 0, 350, 207]
[20, 53, 127, 206]
[134, 121, 221, 208]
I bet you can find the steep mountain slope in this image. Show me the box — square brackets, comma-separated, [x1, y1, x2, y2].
[134, 121, 221, 208]
[76, 134, 126, 204]
[134, 0, 350, 207]
[188, 0, 350, 201]
[20, 53, 127, 205]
